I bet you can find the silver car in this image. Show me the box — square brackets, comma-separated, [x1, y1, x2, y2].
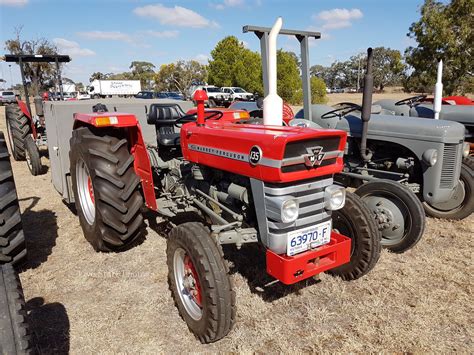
[0, 91, 16, 105]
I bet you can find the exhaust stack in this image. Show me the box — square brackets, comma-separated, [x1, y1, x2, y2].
[263, 17, 283, 126]
[360, 47, 374, 162]
[433, 60, 443, 120]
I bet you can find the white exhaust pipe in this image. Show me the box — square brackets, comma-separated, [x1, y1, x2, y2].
[263, 17, 283, 126]
[433, 59, 443, 120]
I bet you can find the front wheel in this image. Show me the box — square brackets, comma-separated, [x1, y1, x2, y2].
[70, 126, 145, 252]
[423, 164, 474, 220]
[24, 136, 43, 176]
[328, 192, 381, 280]
[355, 180, 426, 253]
[167, 222, 235, 343]
[5, 104, 30, 161]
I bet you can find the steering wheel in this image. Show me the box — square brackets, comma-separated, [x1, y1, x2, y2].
[395, 95, 427, 107]
[175, 110, 223, 126]
[321, 102, 362, 119]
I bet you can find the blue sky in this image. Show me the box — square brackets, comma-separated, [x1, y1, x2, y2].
[0, 0, 423, 86]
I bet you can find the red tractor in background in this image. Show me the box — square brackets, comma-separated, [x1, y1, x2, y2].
[3, 54, 71, 176]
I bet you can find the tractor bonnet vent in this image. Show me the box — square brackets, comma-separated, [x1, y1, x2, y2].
[281, 137, 342, 173]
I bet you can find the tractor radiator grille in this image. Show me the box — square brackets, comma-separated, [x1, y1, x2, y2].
[440, 144, 459, 189]
[281, 137, 342, 173]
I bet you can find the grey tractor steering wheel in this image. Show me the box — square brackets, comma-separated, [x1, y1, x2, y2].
[395, 95, 427, 107]
[321, 102, 362, 119]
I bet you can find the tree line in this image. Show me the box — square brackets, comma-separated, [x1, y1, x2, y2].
[4, 0, 472, 101]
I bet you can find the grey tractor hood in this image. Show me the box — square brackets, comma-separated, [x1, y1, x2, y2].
[411, 104, 474, 126]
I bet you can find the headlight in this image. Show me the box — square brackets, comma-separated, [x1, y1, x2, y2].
[324, 185, 346, 210]
[281, 199, 299, 223]
[462, 142, 470, 158]
[422, 149, 438, 167]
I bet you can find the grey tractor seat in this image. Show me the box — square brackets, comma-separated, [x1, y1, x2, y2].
[148, 103, 184, 146]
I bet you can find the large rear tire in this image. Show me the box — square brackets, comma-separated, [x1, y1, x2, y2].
[463, 156, 474, 175]
[0, 264, 32, 354]
[355, 180, 425, 253]
[70, 126, 145, 252]
[5, 104, 30, 161]
[423, 164, 474, 220]
[24, 136, 43, 176]
[167, 222, 235, 343]
[0, 132, 27, 265]
[328, 192, 381, 280]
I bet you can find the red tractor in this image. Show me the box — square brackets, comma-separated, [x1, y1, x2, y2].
[65, 87, 380, 342]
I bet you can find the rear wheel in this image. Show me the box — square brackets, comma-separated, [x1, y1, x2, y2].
[328, 192, 381, 280]
[0, 132, 27, 265]
[167, 222, 235, 343]
[355, 180, 425, 253]
[24, 136, 43, 176]
[5, 104, 30, 161]
[423, 164, 474, 220]
[70, 126, 145, 252]
[0, 264, 32, 354]
[463, 157, 474, 175]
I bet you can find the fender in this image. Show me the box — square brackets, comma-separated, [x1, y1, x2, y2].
[16, 99, 37, 138]
[73, 112, 157, 211]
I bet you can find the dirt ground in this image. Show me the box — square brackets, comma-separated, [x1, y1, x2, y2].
[1, 94, 473, 353]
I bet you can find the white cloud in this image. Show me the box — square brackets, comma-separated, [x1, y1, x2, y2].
[77, 31, 132, 42]
[314, 8, 363, 30]
[0, 0, 28, 6]
[212, 0, 244, 10]
[53, 38, 95, 57]
[134, 4, 218, 28]
[194, 54, 209, 64]
[142, 30, 179, 38]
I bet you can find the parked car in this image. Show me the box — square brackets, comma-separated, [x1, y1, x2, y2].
[0, 91, 17, 105]
[77, 91, 91, 100]
[135, 91, 158, 99]
[156, 92, 185, 100]
[331, 87, 344, 93]
[190, 85, 232, 107]
[221, 87, 254, 101]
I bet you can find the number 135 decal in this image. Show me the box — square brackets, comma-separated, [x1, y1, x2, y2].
[249, 146, 262, 165]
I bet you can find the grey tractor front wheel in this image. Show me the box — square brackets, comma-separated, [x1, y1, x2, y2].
[70, 126, 145, 252]
[355, 180, 426, 253]
[24, 136, 43, 176]
[423, 164, 474, 220]
[328, 192, 381, 280]
[0, 264, 32, 354]
[167, 222, 235, 343]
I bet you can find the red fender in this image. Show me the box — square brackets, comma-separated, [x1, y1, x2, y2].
[16, 99, 37, 138]
[73, 112, 157, 211]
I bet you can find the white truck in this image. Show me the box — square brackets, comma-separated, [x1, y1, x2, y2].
[221, 87, 254, 101]
[88, 80, 141, 98]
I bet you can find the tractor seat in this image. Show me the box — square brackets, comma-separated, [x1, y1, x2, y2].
[148, 103, 184, 146]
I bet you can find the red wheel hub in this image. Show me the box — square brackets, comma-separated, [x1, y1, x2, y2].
[87, 176, 95, 204]
[184, 255, 202, 307]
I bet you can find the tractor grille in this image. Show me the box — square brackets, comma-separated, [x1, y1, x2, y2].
[281, 138, 342, 173]
[250, 176, 332, 254]
[440, 144, 459, 189]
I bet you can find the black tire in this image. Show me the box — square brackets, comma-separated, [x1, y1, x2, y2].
[355, 180, 425, 253]
[0, 264, 32, 354]
[0, 132, 27, 265]
[463, 156, 474, 176]
[423, 164, 474, 220]
[208, 99, 216, 108]
[5, 104, 30, 161]
[24, 136, 43, 176]
[167, 222, 235, 343]
[328, 192, 381, 280]
[69, 126, 145, 252]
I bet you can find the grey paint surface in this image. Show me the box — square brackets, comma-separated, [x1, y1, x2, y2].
[44, 98, 194, 202]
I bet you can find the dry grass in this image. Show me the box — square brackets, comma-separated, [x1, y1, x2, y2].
[1, 99, 473, 353]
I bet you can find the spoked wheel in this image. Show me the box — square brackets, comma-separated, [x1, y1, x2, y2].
[423, 164, 474, 220]
[355, 180, 426, 253]
[24, 136, 43, 176]
[167, 222, 235, 343]
[328, 192, 381, 280]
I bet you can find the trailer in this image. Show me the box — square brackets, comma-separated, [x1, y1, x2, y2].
[88, 80, 141, 98]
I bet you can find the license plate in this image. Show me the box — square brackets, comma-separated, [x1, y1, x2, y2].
[287, 220, 332, 256]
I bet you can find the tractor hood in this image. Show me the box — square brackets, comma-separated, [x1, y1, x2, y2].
[338, 112, 465, 144]
[410, 104, 474, 126]
[308, 104, 465, 144]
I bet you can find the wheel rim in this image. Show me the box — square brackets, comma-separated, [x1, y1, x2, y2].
[25, 146, 32, 170]
[76, 158, 96, 225]
[173, 248, 203, 321]
[362, 192, 409, 246]
[425, 180, 466, 212]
